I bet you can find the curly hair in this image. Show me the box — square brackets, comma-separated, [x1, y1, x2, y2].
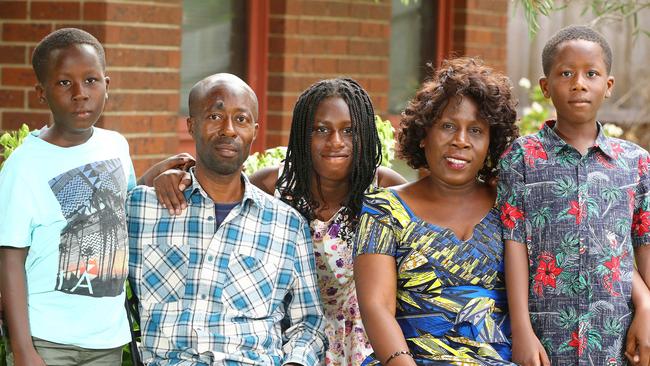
[398, 57, 518, 182]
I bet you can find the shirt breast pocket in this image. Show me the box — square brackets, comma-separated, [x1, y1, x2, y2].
[141, 240, 189, 304]
[222, 253, 278, 319]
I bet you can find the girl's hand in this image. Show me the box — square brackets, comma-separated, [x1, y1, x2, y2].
[153, 169, 191, 215]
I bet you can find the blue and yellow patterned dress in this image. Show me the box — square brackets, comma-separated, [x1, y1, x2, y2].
[353, 188, 513, 365]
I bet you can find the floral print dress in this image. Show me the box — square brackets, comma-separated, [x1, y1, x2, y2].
[275, 163, 373, 365]
[311, 208, 373, 366]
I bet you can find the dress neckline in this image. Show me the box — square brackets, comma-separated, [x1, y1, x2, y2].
[388, 188, 496, 243]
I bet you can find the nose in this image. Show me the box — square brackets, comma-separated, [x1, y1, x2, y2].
[571, 73, 587, 91]
[219, 117, 237, 137]
[71, 82, 89, 102]
[327, 130, 346, 148]
[451, 129, 470, 149]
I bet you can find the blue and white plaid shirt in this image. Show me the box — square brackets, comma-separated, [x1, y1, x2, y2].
[127, 170, 326, 365]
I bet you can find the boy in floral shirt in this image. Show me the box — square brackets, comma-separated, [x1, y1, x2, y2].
[498, 25, 650, 365]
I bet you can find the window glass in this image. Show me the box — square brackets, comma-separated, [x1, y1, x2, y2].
[388, 0, 435, 114]
[180, 1, 247, 114]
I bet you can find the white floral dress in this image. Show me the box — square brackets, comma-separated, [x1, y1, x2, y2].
[311, 209, 373, 366]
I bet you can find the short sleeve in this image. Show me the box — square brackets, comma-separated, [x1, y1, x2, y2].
[497, 140, 528, 244]
[632, 150, 650, 246]
[118, 132, 136, 191]
[353, 189, 399, 257]
[0, 158, 35, 248]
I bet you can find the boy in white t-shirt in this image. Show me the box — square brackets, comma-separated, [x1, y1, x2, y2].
[0, 28, 140, 366]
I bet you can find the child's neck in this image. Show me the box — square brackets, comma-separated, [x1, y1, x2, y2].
[39, 125, 94, 148]
[310, 175, 349, 221]
[553, 119, 598, 156]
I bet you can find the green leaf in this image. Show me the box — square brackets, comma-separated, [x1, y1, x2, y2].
[0, 124, 31, 170]
[375, 115, 396, 168]
[587, 328, 603, 350]
[603, 316, 623, 335]
[601, 187, 622, 203]
[530, 207, 551, 228]
[557, 307, 578, 329]
[553, 176, 577, 197]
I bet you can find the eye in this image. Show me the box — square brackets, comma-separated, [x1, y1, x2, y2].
[343, 127, 353, 135]
[561, 71, 573, 77]
[57, 80, 71, 86]
[586, 70, 598, 78]
[441, 122, 455, 130]
[469, 126, 483, 135]
[85, 77, 98, 84]
[208, 113, 222, 121]
[236, 115, 248, 123]
[313, 126, 328, 134]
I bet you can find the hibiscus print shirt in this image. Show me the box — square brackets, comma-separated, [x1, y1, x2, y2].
[497, 121, 650, 365]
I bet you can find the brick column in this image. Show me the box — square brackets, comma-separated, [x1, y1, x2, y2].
[0, 0, 182, 175]
[266, 0, 391, 148]
[452, 0, 508, 72]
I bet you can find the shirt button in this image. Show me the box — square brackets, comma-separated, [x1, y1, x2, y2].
[201, 294, 207, 300]
[207, 255, 214, 262]
[207, 216, 214, 221]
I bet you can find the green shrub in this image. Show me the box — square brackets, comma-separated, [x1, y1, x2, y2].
[0, 124, 30, 170]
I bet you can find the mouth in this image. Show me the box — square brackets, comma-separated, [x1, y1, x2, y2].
[73, 110, 93, 118]
[214, 144, 239, 157]
[444, 156, 470, 169]
[321, 154, 350, 161]
[568, 100, 591, 107]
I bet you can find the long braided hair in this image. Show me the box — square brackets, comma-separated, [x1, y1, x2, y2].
[277, 78, 381, 236]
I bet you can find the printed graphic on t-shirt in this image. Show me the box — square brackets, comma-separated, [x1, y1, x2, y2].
[49, 158, 128, 297]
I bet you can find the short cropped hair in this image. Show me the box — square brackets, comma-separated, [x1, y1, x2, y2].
[542, 25, 612, 76]
[398, 57, 518, 182]
[32, 28, 106, 83]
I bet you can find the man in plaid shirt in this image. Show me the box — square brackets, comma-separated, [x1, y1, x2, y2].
[127, 73, 326, 365]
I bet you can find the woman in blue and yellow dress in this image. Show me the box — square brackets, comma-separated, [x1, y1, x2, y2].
[353, 57, 519, 366]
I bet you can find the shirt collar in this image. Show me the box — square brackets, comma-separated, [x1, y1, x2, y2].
[184, 167, 264, 208]
[539, 120, 615, 159]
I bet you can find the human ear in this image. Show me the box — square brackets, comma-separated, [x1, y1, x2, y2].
[35, 83, 46, 104]
[605, 76, 615, 98]
[104, 76, 110, 99]
[252, 122, 259, 142]
[539, 77, 550, 98]
[186, 117, 195, 138]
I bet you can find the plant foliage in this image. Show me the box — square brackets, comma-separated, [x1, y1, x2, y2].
[0, 124, 30, 170]
[243, 115, 397, 174]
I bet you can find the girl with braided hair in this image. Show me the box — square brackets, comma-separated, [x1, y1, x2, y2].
[251, 78, 406, 365]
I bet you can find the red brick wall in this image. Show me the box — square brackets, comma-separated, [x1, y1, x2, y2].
[0, 0, 182, 175]
[266, 0, 391, 148]
[452, 0, 508, 72]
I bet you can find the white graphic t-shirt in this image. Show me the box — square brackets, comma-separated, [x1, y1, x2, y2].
[0, 127, 135, 349]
